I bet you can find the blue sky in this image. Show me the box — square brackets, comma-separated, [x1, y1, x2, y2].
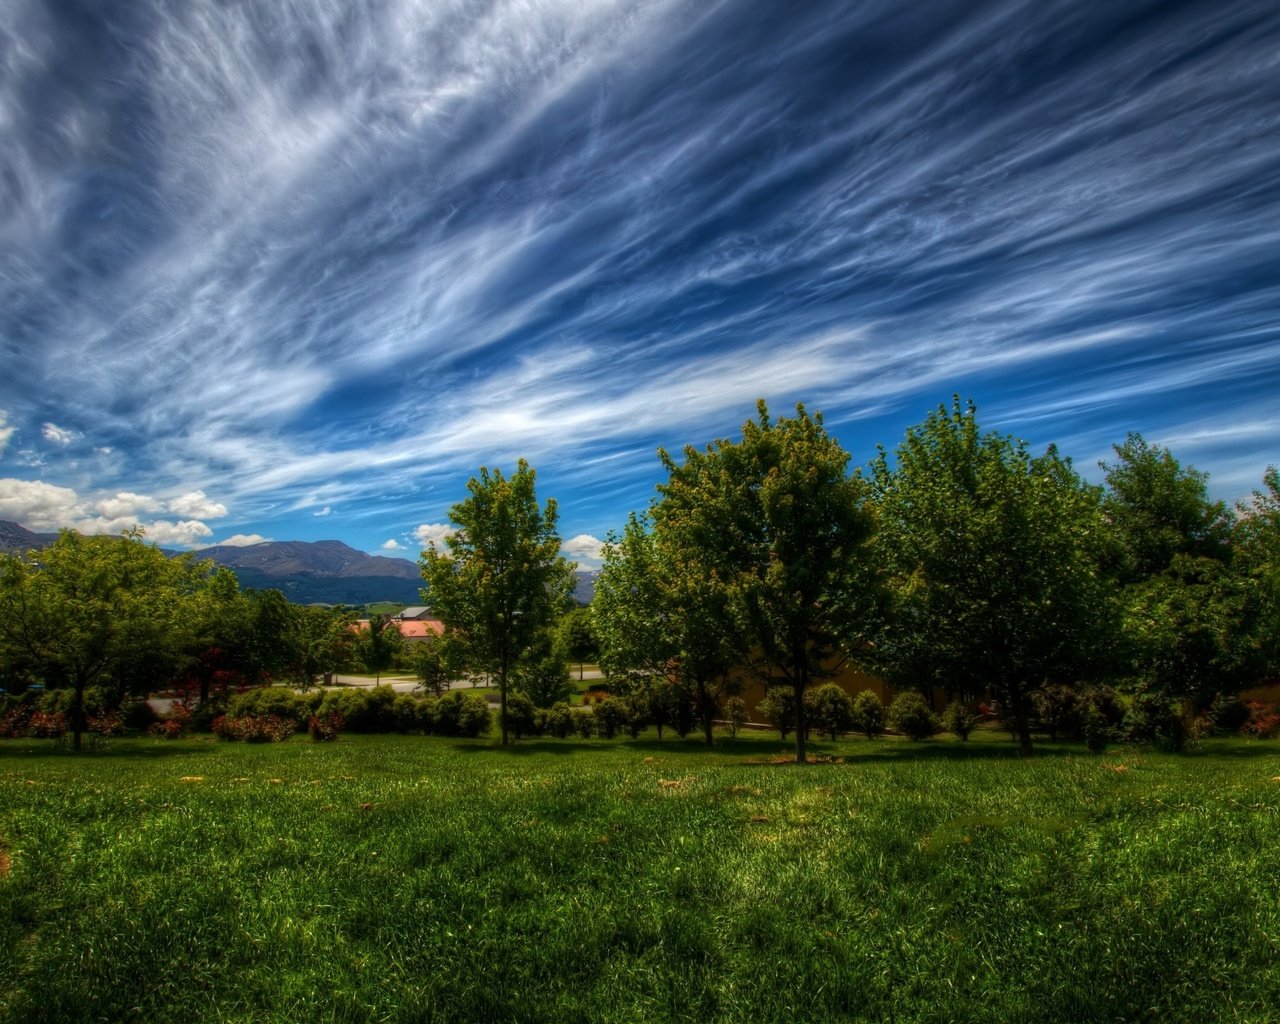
[1, 0, 1277, 566]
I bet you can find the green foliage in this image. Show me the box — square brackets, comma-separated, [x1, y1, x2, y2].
[391, 693, 434, 734]
[886, 691, 940, 741]
[353, 615, 403, 682]
[1079, 702, 1111, 753]
[1100, 433, 1233, 582]
[419, 460, 574, 744]
[755, 687, 795, 741]
[558, 606, 599, 679]
[722, 696, 748, 738]
[805, 683, 855, 740]
[503, 691, 537, 740]
[594, 512, 740, 746]
[871, 398, 1114, 756]
[410, 632, 461, 698]
[1235, 467, 1280, 676]
[652, 401, 878, 762]
[850, 689, 886, 739]
[542, 701, 575, 739]
[228, 687, 318, 726]
[941, 699, 979, 741]
[286, 605, 356, 687]
[0, 528, 223, 750]
[512, 628, 574, 708]
[1122, 692, 1188, 751]
[591, 697, 626, 739]
[1031, 684, 1080, 741]
[432, 690, 492, 738]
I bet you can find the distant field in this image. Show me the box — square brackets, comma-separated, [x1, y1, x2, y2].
[2, 733, 1278, 1023]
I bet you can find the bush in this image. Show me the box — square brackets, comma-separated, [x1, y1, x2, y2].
[308, 712, 344, 741]
[942, 700, 978, 741]
[28, 710, 67, 739]
[590, 697, 626, 739]
[543, 702, 574, 739]
[722, 696, 748, 738]
[1032, 684, 1080, 740]
[850, 689, 886, 739]
[228, 687, 313, 726]
[1122, 692, 1187, 751]
[575, 710, 595, 739]
[806, 684, 854, 741]
[433, 691, 491, 738]
[504, 692, 538, 740]
[392, 693, 434, 734]
[756, 688, 795, 741]
[211, 715, 298, 742]
[1079, 701, 1111, 753]
[1241, 701, 1280, 740]
[886, 691, 940, 741]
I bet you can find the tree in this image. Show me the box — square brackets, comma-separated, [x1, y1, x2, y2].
[286, 604, 357, 687]
[651, 401, 878, 763]
[870, 398, 1114, 757]
[354, 614, 403, 684]
[1236, 467, 1280, 675]
[558, 606, 599, 680]
[419, 460, 574, 745]
[593, 512, 743, 746]
[1100, 433, 1233, 582]
[512, 627, 574, 707]
[1103, 437, 1260, 705]
[0, 529, 216, 751]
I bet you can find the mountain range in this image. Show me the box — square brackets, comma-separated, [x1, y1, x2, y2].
[0, 521, 596, 605]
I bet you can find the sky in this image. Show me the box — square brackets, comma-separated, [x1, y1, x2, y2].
[0, 0, 1277, 567]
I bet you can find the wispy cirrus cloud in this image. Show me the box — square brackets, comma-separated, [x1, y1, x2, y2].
[0, 0, 1275, 550]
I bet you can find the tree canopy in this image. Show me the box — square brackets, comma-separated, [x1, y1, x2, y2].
[870, 398, 1114, 756]
[419, 460, 574, 744]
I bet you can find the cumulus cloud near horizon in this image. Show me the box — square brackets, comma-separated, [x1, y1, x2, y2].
[381, 538, 404, 550]
[562, 533, 604, 567]
[0, 477, 228, 548]
[414, 523, 454, 550]
[213, 533, 273, 547]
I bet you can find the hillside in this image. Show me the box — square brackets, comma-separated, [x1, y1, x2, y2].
[0, 522, 596, 605]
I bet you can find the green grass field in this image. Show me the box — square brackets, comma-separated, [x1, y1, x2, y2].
[2, 732, 1278, 1023]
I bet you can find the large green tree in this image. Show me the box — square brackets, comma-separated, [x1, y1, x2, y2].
[870, 399, 1114, 757]
[353, 614, 404, 683]
[419, 460, 574, 744]
[651, 401, 877, 763]
[1236, 467, 1280, 676]
[1101, 435, 1260, 704]
[0, 529, 217, 750]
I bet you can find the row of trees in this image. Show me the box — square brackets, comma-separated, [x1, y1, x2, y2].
[586, 399, 1280, 760]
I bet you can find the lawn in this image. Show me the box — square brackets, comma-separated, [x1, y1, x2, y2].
[1, 732, 1278, 1023]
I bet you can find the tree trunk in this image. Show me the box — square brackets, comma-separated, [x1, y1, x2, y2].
[499, 657, 510, 746]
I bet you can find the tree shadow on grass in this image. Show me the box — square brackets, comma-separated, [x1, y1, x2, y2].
[0, 738, 222, 760]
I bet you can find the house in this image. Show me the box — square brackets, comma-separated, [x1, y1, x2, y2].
[394, 606, 435, 621]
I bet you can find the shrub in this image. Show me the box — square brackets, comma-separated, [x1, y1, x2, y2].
[588, 697, 624, 739]
[1032, 684, 1080, 740]
[308, 712, 344, 742]
[721, 696, 748, 738]
[28, 710, 67, 739]
[575, 709, 595, 738]
[392, 693, 434, 734]
[228, 687, 312, 726]
[806, 684, 855, 741]
[1079, 701, 1111, 753]
[1122, 692, 1187, 751]
[434, 691, 492, 738]
[504, 692, 538, 740]
[756, 688, 795, 741]
[942, 700, 978, 741]
[850, 689, 886, 739]
[1241, 701, 1280, 740]
[886, 691, 940, 741]
[119, 697, 158, 733]
[148, 704, 192, 740]
[211, 715, 298, 742]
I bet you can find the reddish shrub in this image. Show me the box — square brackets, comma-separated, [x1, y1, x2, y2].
[308, 712, 344, 742]
[1241, 701, 1280, 740]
